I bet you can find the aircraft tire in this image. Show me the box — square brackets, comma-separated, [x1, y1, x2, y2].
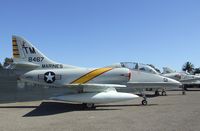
[155, 90, 160, 96]
[83, 103, 96, 110]
[161, 91, 167, 96]
[142, 100, 147, 105]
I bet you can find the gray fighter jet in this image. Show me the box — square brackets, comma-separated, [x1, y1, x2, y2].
[163, 67, 200, 90]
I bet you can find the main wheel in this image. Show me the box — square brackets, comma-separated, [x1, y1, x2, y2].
[142, 100, 148, 105]
[184, 86, 188, 91]
[162, 91, 166, 96]
[83, 103, 96, 110]
[182, 91, 186, 95]
[155, 90, 160, 96]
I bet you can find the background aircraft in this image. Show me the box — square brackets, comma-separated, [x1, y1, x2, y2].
[162, 67, 200, 90]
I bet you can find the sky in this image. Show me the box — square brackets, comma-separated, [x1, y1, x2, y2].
[0, 0, 200, 71]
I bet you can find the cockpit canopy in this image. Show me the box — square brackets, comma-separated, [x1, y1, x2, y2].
[120, 62, 159, 74]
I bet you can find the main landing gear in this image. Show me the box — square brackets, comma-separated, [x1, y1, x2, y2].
[154, 90, 160, 96]
[82, 103, 96, 110]
[182, 85, 186, 95]
[161, 89, 167, 96]
[155, 89, 167, 96]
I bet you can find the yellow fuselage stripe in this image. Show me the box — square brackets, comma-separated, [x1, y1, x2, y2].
[71, 68, 113, 84]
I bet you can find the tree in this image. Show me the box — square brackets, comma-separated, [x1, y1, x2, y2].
[3, 58, 13, 68]
[194, 68, 200, 75]
[0, 62, 3, 69]
[182, 61, 194, 73]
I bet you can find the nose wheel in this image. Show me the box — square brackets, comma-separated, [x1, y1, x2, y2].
[141, 91, 148, 106]
[142, 99, 148, 105]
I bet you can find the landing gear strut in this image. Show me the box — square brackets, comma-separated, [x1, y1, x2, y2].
[141, 92, 148, 106]
[155, 90, 160, 96]
[182, 85, 186, 95]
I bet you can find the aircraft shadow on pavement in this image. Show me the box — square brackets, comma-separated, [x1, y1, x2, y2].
[0, 105, 38, 109]
[137, 94, 158, 98]
[23, 102, 158, 117]
[23, 102, 121, 117]
[97, 104, 158, 108]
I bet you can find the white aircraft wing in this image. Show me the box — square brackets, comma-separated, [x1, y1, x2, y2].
[127, 82, 181, 89]
[64, 83, 126, 92]
[180, 78, 200, 83]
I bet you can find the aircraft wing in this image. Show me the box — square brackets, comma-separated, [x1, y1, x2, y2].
[126, 82, 181, 89]
[16, 80, 138, 104]
[61, 83, 127, 92]
[180, 78, 200, 83]
[12, 61, 40, 70]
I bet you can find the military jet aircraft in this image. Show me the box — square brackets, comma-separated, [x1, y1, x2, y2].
[162, 67, 200, 90]
[106, 62, 182, 99]
[9, 36, 181, 107]
[10, 35, 141, 109]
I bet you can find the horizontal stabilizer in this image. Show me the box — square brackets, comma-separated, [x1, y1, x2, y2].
[12, 61, 40, 70]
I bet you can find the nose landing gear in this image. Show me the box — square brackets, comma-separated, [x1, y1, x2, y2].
[141, 91, 148, 106]
[142, 99, 148, 105]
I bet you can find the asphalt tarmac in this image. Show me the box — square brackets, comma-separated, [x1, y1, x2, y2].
[0, 89, 200, 131]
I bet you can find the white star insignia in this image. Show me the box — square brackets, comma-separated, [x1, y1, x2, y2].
[45, 72, 55, 82]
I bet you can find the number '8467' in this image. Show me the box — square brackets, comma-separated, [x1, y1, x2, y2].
[28, 57, 44, 62]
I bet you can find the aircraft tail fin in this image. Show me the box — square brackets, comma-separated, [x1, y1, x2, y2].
[12, 35, 75, 69]
[163, 67, 176, 74]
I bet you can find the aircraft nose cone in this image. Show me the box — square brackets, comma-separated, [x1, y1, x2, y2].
[166, 77, 182, 87]
[130, 94, 140, 99]
[124, 93, 139, 101]
[117, 92, 139, 100]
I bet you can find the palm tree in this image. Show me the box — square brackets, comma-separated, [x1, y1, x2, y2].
[182, 61, 194, 73]
[3, 58, 13, 68]
[194, 68, 200, 75]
